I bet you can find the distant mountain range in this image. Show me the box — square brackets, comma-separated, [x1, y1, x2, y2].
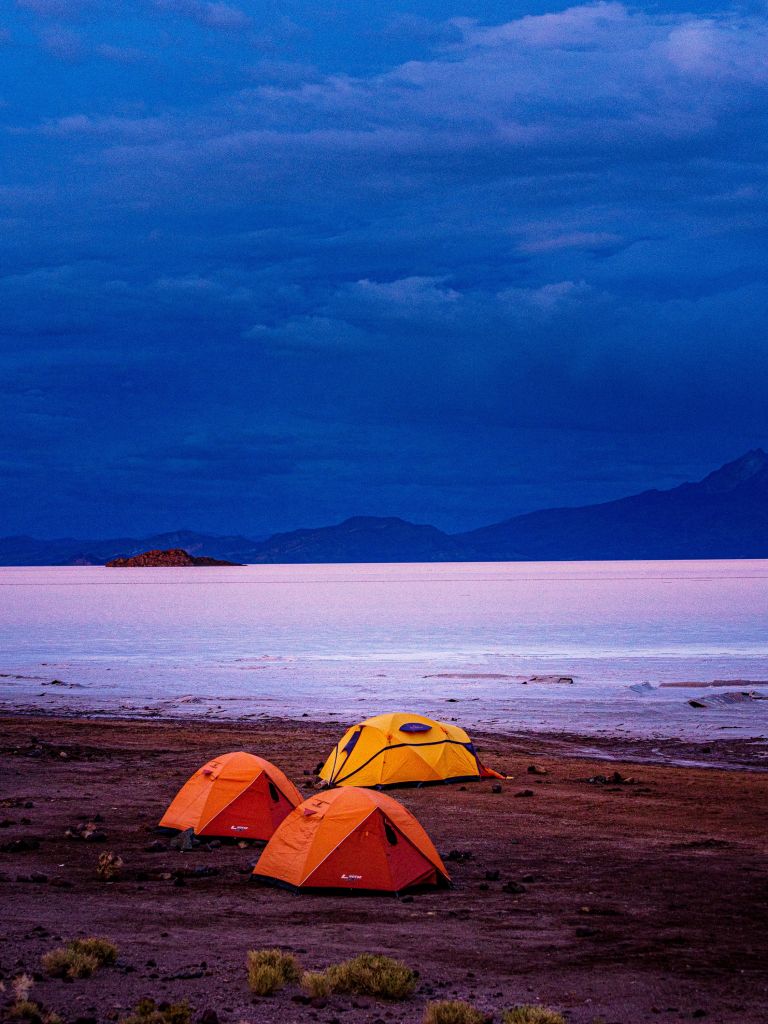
[2, 449, 767, 565]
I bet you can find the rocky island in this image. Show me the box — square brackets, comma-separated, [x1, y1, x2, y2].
[105, 547, 240, 567]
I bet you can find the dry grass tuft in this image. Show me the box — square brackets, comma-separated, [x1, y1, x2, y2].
[120, 998, 192, 1024]
[324, 954, 416, 1000]
[503, 1008, 565, 1024]
[7, 1000, 44, 1022]
[15, 1007, 62, 1024]
[69, 937, 119, 965]
[300, 971, 332, 999]
[422, 1001, 487, 1024]
[41, 948, 99, 979]
[246, 949, 301, 997]
[42, 936, 118, 979]
[11, 976, 34, 1002]
[7, 977, 63, 1024]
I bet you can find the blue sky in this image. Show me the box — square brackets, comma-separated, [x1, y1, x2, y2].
[2, 0, 767, 537]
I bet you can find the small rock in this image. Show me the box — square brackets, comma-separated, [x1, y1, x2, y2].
[0, 837, 41, 852]
[169, 828, 196, 852]
[193, 866, 219, 877]
[84, 830, 108, 843]
[144, 840, 166, 853]
[502, 881, 526, 894]
[491, 784, 502, 794]
[514, 790, 534, 798]
[205, 840, 221, 851]
[527, 764, 548, 775]
[609, 771, 634, 785]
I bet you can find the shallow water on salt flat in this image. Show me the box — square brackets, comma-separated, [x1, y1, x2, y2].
[1, 560, 767, 739]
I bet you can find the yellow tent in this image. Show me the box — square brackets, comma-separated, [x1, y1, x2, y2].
[319, 712, 502, 788]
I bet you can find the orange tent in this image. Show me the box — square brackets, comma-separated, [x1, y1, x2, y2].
[159, 751, 302, 840]
[252, 786, 450, 893]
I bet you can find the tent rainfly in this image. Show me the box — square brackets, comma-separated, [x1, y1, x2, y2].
[253, 786, 450, 893]
[159, 751, 302, 840]
[319, 712, 503, 788]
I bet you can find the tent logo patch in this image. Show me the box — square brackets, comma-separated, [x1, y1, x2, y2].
[230, 825, 249, 832]
[341, 873, 362, 881]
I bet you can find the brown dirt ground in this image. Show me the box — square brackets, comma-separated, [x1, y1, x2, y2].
[1, 715, 767, 1024]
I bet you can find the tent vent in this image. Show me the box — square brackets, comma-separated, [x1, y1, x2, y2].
[268, 781, 279, 803]
[384, 820, 398, 846]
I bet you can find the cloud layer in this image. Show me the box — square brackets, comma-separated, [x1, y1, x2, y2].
[1, 0, 767, 535]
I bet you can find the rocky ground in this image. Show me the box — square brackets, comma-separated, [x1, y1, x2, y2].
[1, 715, 767, 1024]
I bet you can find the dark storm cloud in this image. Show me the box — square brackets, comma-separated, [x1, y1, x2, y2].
[1, 0, 767, 535]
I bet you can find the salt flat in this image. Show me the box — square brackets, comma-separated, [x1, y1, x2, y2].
[1, 560, 767, 739]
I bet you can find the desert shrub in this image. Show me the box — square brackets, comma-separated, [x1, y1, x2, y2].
[503, 1008, 565, 1024]
[423, 1000, 486, 1024]
[246, 949, 301, 997]
[300, 971, 332, 999]
[324, 953, 416, 1000]
[120, 999, 192, 1024]
[42, 936, 118, 979]
[70, 937, 118, 965]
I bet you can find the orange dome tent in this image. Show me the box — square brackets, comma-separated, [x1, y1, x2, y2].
[253, 787, 450, 893]
[159, 751, 302, 840]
